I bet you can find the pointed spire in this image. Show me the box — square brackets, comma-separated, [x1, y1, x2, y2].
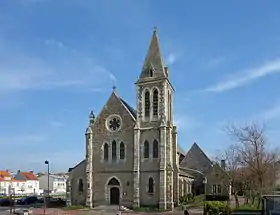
[89, 110, 95, 124]
[138, 27, 166, 80]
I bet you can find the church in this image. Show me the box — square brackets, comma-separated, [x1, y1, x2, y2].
[67, 29, 231, 210]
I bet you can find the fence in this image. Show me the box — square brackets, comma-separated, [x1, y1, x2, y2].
[263, 195, 280, 215]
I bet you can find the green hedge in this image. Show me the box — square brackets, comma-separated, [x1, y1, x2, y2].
[205, 201, 231, 215]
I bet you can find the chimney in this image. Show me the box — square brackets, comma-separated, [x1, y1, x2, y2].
[30, 171, 33, 173]
[221, 160, 226, 170]
[6, 169, 9, 172]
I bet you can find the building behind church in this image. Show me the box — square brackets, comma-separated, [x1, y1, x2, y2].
[67, 29, 231, 210]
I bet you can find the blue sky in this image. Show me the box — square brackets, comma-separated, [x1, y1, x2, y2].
[1, 0, 280, 173]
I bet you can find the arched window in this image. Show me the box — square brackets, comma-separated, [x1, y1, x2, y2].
[148, 177, 154, 193]
[78, 179, 83, 193]
[152, 89, 158, 117]
[144, 90, 150, 118]
[112, 140, 117, 161]
[144, 141, 149, 158]
[104, 143, 109, 161]
[108, 177, 120, 186]
[120, 142, 125, 160]
[153, 140, 159, 158]
[149, 68, 153, 77]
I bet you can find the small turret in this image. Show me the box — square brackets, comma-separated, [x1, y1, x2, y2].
[89, 110, 95, 125]
[85, 126, 92, 135]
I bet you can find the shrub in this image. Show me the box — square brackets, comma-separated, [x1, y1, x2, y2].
[179, 193, 194, 204]
[205, 201, 231, 215]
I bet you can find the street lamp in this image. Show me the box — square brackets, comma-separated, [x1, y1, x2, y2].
[44, 161, 50, 196]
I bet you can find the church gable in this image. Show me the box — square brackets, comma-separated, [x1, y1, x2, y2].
[180, 142, 213, 172]
[93, 90, 136, 133]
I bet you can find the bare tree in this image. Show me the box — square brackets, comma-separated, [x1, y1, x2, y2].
[215, 144, 247, 208]
[226, 123, 279, 208]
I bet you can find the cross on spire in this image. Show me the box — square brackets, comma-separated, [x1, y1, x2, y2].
[153, 26, 157, 32]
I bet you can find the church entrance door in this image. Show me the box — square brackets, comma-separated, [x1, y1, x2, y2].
[110, 187, 120, 205]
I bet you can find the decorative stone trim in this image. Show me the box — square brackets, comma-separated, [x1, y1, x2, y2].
[105, 114, 123, 133]
[141, 87, 151, 122]
[104, 176, 123, 205]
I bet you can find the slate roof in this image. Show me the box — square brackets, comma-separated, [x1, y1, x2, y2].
[68, 160, 85, 173]
[138, 28, 166, 81]
[180, 142, 213, 172]
[119, 98, 137, 119]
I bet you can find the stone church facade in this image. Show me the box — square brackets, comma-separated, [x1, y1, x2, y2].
[67, 30, 231, 210]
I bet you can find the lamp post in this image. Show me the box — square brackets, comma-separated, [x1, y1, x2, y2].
[44, 160, 50, 196]
[180, 167, 208, 214]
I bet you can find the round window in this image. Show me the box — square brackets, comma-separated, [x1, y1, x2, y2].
[106, 115, 122, 132]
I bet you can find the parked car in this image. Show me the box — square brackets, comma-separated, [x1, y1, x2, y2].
[37, 198, 44, 203]
[0, 198, 14, 206]
[47, 198, 66, 208]
[17, 196, 38, 205]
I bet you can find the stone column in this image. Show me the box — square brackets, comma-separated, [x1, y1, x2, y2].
[66, 177, 72, 206]
[165, 126, 174, 210]
[85, 126, 93, 208]
[133, 123, 140, 208]
[172, 126, 179, 206]
[159, 124, 167, 210]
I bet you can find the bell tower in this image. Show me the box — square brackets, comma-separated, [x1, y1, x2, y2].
[134, 28, 175, 210]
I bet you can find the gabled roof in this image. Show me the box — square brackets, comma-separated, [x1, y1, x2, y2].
[68, 160, 85, 173]
[0, 170, 13, 181]
[20, 172, 38, 180]
[119, 98, 137, 119]
[180, 142, 213, 172]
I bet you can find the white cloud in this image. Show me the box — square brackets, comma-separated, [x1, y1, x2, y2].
[203, 58, 280, 93]
[166, 53, 177, 65]
[0, 39, 117, 94]
[44, 39, 65, 48]
[208, 57, 226, 67]
[257, 103, 280, 122]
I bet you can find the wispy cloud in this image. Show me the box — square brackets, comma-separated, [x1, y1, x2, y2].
[166, 53, 177, 65]
[257, 102, 280, 122]
[203, 58, 280, 93]
[0, 38, 117, 93]
[44, 39, 65, 48]
[208, 56, 226, 68]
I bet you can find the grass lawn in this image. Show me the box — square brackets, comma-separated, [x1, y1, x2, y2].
[233, 204, 261, 211]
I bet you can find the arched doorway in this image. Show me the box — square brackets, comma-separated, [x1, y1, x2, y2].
[110, 187, 120, 205]
[107, 177, 121, 205]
